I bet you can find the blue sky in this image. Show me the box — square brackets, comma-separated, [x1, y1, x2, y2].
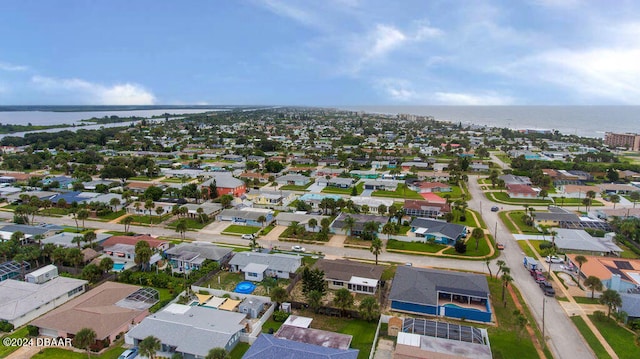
[1, 0, 640, 105]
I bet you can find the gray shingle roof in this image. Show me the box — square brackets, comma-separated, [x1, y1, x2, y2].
[410, 218, 466, 240]
[229, 252, 301, 273]
[390, 266, 489, 306]
[315, 259, 384, 282]
[165, 243, 232, 262]
[126, 304, 246, 357]
[243, 334, 359, 359]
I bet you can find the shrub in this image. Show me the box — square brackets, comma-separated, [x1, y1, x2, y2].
[539, 241, 554, 250]
[273, 310, 290, 322]
[27, 325, 39, 337]
[593, 310, 607, 322]
[454, 239, 467, 254]
[0, 320, 14, 332]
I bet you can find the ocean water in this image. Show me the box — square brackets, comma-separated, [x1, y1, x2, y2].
[0, 108, 220, 127]
[341, 106, 640, 138]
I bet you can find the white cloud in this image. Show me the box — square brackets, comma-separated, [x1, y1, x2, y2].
[0, 62, 28, 72]
[414, 21, 444, 40]
[375, 78, 417, 101]
[434, 91, 515, 105]
[258, 0, 317, 27]
[31, 76, 156, 105]
[368, 25, 407, 59]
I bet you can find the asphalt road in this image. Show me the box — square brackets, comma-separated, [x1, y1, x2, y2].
[467, 175, 595, 359]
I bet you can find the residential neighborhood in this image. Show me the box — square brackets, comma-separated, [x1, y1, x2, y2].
[0, 107, 640, 359]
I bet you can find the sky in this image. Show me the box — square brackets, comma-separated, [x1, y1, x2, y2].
[1, 0, 640, 106]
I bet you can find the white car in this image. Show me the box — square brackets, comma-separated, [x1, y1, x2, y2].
[545, 255, 564, 264]
[292, 245, 305, 252]
[241, 234, 256, 240]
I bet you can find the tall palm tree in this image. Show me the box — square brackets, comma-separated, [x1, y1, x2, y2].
[308, 218, 317, 232]
[501, 273, 513, 306]
[370, 238, 383, 265]
[574, 255, 588, 284]
[343, 215, 355, 237]
[145, 199, 155, 224]
[584, 276, 603, 299]
[599, 289, 622, 318]
[83, 231, 97, 249]
[175, 219, 188, 242]
[122, 216, 134, 232]
[138, 336, 161, 359]
[257, 215, 267, 228]
[77, 209, 90, 230]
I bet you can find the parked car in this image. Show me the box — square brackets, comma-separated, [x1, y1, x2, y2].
[534, 273, 546, 283]
[491, 206, 500, 212]
[496, 243, 505, 250]
[545, 255, 564, 264]
[241, 234, 256, 240]
[118, 348, 138, 359]
[292, 245, 305, 252]
[540, 282, 555, 296]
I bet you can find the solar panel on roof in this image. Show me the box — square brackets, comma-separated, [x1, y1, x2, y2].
[614, 261, 634, 270]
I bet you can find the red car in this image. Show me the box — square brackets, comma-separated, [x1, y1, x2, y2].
[496, 243, 505, 250]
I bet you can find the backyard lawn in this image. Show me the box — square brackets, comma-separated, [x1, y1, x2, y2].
[200, 271, 289, 296]
[386, 239, 446, 253]
[222, 224, 261, 235]
[306, 314, 377, 359]
[229, 342, 250, 359]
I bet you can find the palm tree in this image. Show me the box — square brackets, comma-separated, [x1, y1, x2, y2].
[122, 216, 134, 232]
[471, 228, 484, 251]
[370, 238, 383, 265]
[74, 327, 96, 359]
[382, 223, 395, 239]
[83, 231, 97, 248]
[138, 335, 161, 359]
[485, 259, 493, 279]
[584, 276, 603, 299]
[109, 197, 121, 212]
[205, 348, 229, 359]
[77, 209, 90, 230]
[307, 290, 323, 313]
[72, 235, 84, 249]
[599, 289, 622, 318]
[257, 215, 267, 228]
[358, 296, 380, 322]
[99, 257, 114, 274]
[610, 194, 620, 209]
[574, 255, 588, 284]
[308, 218, 317, 232]
[270, 286, 288, 311]
[343, 215, 355, 237]
[362, 221, 379, 239]
[333, 288, 354, 317]
[495, 260, 507, 278]
[145, 199, 155, 224]
[501, 273, 513, 306]
[175, 219, 188, 241]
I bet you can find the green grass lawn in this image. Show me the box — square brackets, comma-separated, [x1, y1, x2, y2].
[556, 198, 604, 207]
[436, 185, 464, 199]
[468, 209, 487, 229]
[222, 224, 261, 235]
[262, 317, 286, 333]
[451, 209, 479, 227]
[570, 316, 612, 359]
[498, 211, 519, 233]
[31, 344, 126, 359]
[229, 342, 250, 359]
[123, 214, 168, 225]
[167, 217, 211, 230]
[372, 187, 423, 199]
[305, 315, 377, 359]
[280, 180, 315, 191]
[490, 192, 554, 205]
[589, 315, 640, 359]
[386, 239, 447, 253]
[442, 233, 492, 257]
[161, 177, 189, 183]
[0, 327, 29, 358]
[507, 211, 539, 234]
[573, 296, 600, 304]
[486, 279, 543, 359]
[260, 225, 275, 236]
[97, 209, 126, 221]
[128, 176, 161, 181]
[322, 186, 355, 195]
[38, 207, 69, 216]
[381, 265, 397, 280]
[517, 240, 537, 258]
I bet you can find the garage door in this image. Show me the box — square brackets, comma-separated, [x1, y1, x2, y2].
[39, 328, 59, 338]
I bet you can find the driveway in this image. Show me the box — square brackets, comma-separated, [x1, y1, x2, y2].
[360, 189, 373, 197]
[306, 182, 325, 193]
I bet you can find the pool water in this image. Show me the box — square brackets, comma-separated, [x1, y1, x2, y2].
[112, 263, 125, 271]
[234, 281, 257, 294]
[443, 303, 482, 311]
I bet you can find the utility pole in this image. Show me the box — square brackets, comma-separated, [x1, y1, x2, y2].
[542, 296, 546, 342]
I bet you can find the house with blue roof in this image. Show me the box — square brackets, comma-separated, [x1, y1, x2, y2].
[43, 176, 75, 189]
[409, 218, 467, 245]
[242, 334, 359, 359]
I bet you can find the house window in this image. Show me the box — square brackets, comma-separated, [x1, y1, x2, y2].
[248, 272, 258, 277]
[334, 281, 343, 286]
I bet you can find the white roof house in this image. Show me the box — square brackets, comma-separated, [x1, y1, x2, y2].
[0, 276, 87, 327]
[229, 252, 301, 279]
[125, 304, 246, 357]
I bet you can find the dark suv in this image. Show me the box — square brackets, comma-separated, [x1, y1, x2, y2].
[539, 282, 555, 297]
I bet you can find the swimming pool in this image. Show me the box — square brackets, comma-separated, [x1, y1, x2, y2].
[112, 263, 125, 271]
[234, 281, 256, 294]
[443, 303, 482, 311]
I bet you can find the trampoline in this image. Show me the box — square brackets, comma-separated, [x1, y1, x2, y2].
[234, 281, 256, 294]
